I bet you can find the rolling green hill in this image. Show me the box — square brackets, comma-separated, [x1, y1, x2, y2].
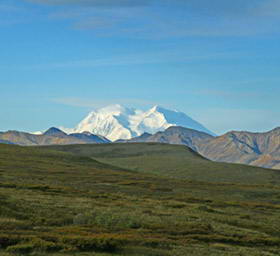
[40, 143, 280, 185]
[1, 143, 280, 255]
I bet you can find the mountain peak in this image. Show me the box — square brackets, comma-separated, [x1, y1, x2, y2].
[150, 105, 160, 111]
[44, 127, 67, 137]
[61, 104, 214, 141]
[95, 104, 131, 116]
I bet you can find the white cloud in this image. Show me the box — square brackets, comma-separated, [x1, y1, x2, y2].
[21, 50, 235, 70]
[23, 0, 280, 37]
[255, 0, 280, 17]
[52, 97, 157, 109]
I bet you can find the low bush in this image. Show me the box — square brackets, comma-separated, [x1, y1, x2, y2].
[73, 209, 143, 230]
[6, 243, 34, 254]
[59, 234, 123, 252]
[6, 238, 62, 254]
[0, 235, 21, 249]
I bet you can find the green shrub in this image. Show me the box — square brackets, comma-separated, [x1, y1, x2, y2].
[73, 209, 143, 230]
[94, 211, 142, 229]
[6, 238, 62, 254]
[0, 235, 20, 249]
[6, 243, 34, 254]
[60, 235, 123, 252]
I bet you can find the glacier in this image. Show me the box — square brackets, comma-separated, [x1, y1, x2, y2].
[60, 105, 215, 141]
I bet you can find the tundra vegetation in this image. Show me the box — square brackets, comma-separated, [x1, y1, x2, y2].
[0, 143, 280, 255]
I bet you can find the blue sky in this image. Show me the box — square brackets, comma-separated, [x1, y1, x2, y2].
[0, 0, 280, 134]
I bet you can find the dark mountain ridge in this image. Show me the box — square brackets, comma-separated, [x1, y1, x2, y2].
[2, 125, 280, 169]
[0, 128, 110, 146]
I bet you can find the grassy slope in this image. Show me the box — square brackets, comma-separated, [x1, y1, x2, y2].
[1, 144, 280, 255]
[40, 143, 280, 185]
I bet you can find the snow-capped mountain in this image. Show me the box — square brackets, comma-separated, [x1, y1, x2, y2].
[60, 105, 214, 141]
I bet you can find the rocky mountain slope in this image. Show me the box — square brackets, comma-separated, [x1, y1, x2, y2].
[119, 126, 213, 151]
[198, 127, 280, 169]
[125, 126, 280, 169]
[0, 127, 110, 146]
[60, 104, 215, 141]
